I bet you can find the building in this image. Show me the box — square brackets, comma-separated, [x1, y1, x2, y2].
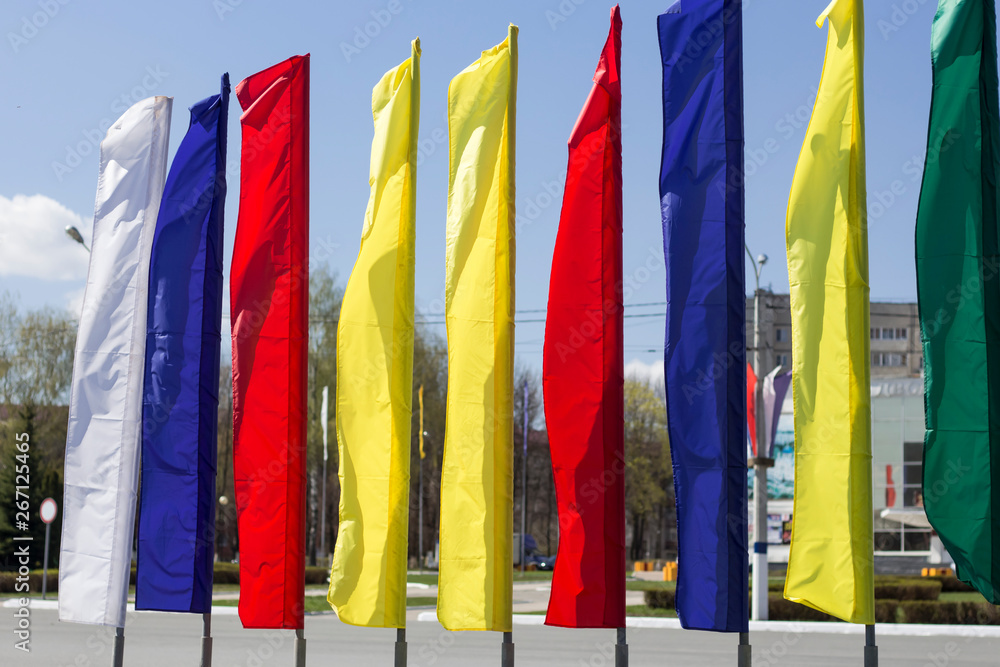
[745, 292, 922, 379]
[747, 293, 945, 571]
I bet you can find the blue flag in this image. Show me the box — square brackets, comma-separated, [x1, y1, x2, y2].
[659, 2, 748, 632]
[136, 75, 229, 613]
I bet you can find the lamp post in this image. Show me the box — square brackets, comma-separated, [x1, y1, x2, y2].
[746, 246, 772, 622]
[65, 225, 90, 252]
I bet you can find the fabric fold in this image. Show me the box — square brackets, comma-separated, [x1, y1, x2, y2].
[916, 0, 1000, 604]
[543, 5, 624, 630]
[658, 0, 748, 633]
[60, 96, 172, 627]
[328, 39, 420, 628]
[136, 74, 229, 614]
[231, 54, 310, 630]
[783, 0, 874, 624]
[438, 25, 517, 633]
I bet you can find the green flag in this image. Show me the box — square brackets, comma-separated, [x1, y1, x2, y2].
[916, 0, 1000, 604]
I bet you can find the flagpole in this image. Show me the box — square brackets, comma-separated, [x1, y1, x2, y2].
[738, 632, 751, 667]
[111, 626, 124, 667]
[418, 386, 425, 573]
[200, 612, 213, 667]
[295, 628, 306, 667]
[502, 631, 514, 667]
[865, 624, 878, 666]
[616, 627, 628, 667]
[520, 380, 528, 574]
[395, 628, 407, 666]
[320, 386, 329, 563]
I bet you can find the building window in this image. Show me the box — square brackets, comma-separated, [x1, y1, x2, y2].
[776, 354, 789, 368]
[903, 442, 923, 508]
[872, 327, 908, 341]
[775, 327, 788, 342]
[873, 353, 906, 367]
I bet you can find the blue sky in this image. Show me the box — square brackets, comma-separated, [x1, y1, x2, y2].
[0, 0, 949, 375]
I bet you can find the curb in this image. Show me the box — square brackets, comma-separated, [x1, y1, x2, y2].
[414, 611, 1000, 638]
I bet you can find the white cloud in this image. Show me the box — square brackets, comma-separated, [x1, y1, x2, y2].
[0, 194, 90, 280]
[625, 358, 664, 387]
[65, 286, 86, 319]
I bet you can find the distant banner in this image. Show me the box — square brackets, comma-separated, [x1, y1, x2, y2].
[916, 0, 1000, 604]
[329, 39, 420, 628]
[136, 75, 229, 614]
[544, 5, 624, 630]
[784, 0, 874, 624]
[439, 25, 517, 633]
[231, 55, 310, 630]
[659, 0, 748, 633]
[60, 96, 172, 627]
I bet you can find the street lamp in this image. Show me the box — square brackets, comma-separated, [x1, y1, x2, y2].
[745, 244, 772, 622]
[419, 430, 428, 573]
[65, 225, 90, 252]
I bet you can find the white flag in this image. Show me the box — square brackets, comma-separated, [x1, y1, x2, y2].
[59, 96, 172, 626]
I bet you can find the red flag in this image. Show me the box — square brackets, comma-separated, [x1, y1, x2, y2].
[230, 55, 309, 630]
[543, 6, 624, 629]
[747, 362, 758, 457]
[885, 465, 897, 508]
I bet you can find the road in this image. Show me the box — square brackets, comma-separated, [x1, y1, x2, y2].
[4, 606, 999, 666]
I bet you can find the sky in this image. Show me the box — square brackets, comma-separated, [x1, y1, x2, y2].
[0, 0, 951, 377]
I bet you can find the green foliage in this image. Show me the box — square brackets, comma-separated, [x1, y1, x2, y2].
[624, 378, 671, 559]
[899, 600, 1000, 625]
[872, 579, 942, 601]
[0, 294, 74, 569]
[643, 588, 676, 610]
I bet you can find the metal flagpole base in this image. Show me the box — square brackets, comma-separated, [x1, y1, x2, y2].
[864, 625, 878, 667]
[111, 627, 124, 667]
[615, 627, 628, 667]
[502, 631, 514, 667]
[395, 628, 407, 667]
[738, 631, 752, 667]
[200, 612, 213, 667]
[295, 628, 306, 667]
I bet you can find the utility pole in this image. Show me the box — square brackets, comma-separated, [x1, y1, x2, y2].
[746, 246, 772, 622]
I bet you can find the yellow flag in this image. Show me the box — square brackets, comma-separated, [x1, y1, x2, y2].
[328, 39, 420, 629]
[439, 25, 517, 632]
[784, 0, 873, 625]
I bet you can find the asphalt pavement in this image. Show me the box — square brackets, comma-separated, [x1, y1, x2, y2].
[4, 606, 999, 667]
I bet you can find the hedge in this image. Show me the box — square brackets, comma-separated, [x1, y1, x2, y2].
[644, 589, 676, 610]
[0, 563, 330, 593]
[899, 601, 1000, 625]
[873, 580, 941, 601]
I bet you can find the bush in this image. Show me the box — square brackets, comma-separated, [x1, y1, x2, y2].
[0, 562, 328, 593]
[874, 600, 899, 623]
[768, 594, 838, 622]
[644, 589, 676, 610]
[0, 569, 57, 594]
[305, 566, 328, 585]
[900, 601, 1000, 625]
[873, 580, 941, 601]
[213, 562, 240, 584]
[934, 577, 976, 594]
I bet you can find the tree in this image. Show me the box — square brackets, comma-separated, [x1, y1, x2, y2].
[623, 378, 672, 561]
[0, 294, 75, 568]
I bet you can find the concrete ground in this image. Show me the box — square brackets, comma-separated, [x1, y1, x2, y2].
[4, 605, 1000, 666]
